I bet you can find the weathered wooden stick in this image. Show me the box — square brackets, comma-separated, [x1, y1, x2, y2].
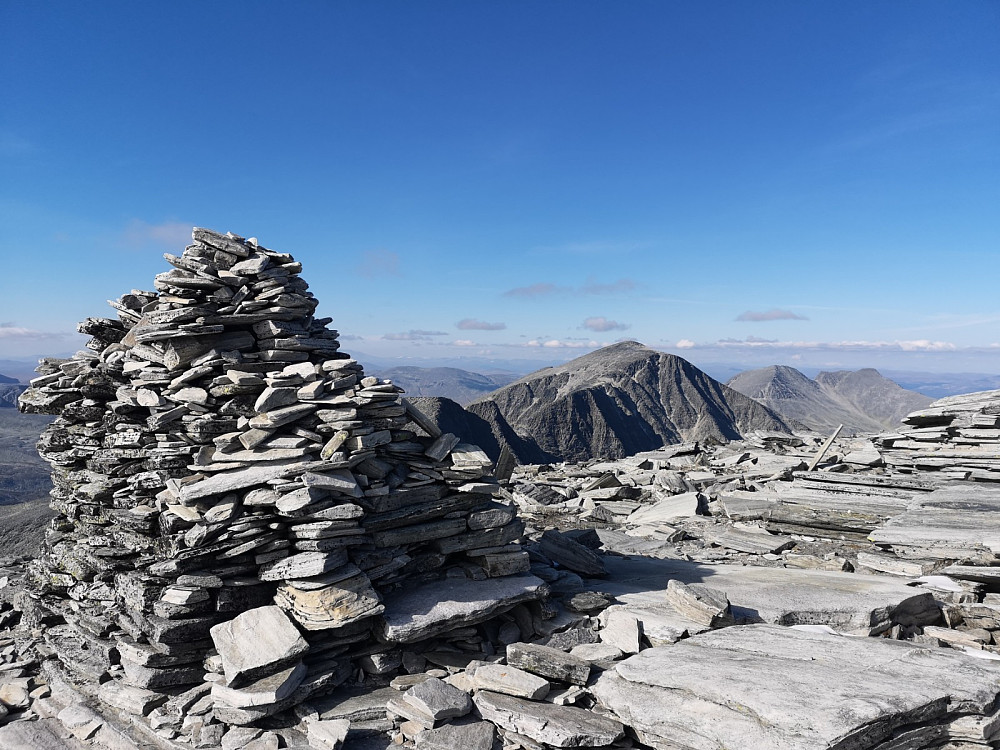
[808, 424, 844, 471]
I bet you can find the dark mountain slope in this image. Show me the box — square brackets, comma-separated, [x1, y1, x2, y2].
[466, 341, 794, 463]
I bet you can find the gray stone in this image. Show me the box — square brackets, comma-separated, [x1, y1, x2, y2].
[473, 663, 549, 699]
[97, 680, 167, 716]
[570, 642, 624, 663]
[662, 579, 735, 628]
[212, 662, 307, 707]
[592, 556, 940, 635]
[473, 690, 625, 748]
[0, 718, 85, 750]
[506, 642, 591, 686]
[538, 530, 606, 576]
[379, 573, 545, 643]
[386, 677, 471, 729]
[592, 624, 1000, 750]
[599, 607, 643, 654]
[259, 549, 348, 581]
[414, 721, 495, 750]
[209, 605, 309, 687]
[307, 718, 350, 749]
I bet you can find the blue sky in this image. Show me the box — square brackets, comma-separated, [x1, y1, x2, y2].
[1, 1, 998, 375]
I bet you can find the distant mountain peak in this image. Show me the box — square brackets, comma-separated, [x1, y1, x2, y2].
[466, 342, 793, 463]
[728, 365, 932, 435]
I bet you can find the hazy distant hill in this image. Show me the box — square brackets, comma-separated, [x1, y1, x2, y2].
[375, 366, 517, 406]
[465, 341, 794, 463]
[727, 365, 932, 435]
[0, 383, 27, 408]
[816, 368, 933, 427]
[0, 360, 47, 383]
[881, 370, 1000, 399]
[0, 409, 55, 556]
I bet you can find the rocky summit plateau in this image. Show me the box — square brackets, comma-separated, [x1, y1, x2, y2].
[2, 229, 1000, 750]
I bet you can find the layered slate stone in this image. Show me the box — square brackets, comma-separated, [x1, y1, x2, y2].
[17, 227, 539, 739]
[593, 555, 940, 636]
[592, 624, 1000, 750]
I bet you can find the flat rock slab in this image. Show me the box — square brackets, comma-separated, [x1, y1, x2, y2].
[506, 642, 591, 686]
[871, 485, 1000, 561]
[592, 624, 1000, 750]
[0, 718, 90, 750]
[591, 556, 939, 634]
[379, 573, 546, 643]
[414, 720, 495, 750]
[210, 605, 309, 687]
[473, 690, 625, 748]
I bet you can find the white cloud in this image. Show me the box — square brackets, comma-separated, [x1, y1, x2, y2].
[582, 316, 630, 332]
[675, 339, 696, 349]
[453, 339, 476, 347]
[898, 340, 957, 352]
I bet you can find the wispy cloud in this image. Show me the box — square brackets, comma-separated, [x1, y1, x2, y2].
[457, 318, 506, 331]
[357, 249, 401, 278]
[120, 220, 191, 251]
[0, 131, 37, 157]
[503, 278, 639, 299]
[582, 316, 629, 332]
[503, 283, 566, 299]
[0, 323, 75, 341]
[736, 309, 808, 322]
[382, 330, 448, 341]
[453, 339, 477, 347]
[582, 278, 638, 295]
[533, 240, 651, 257]
[678, 337, 958, 353]
[525, 339, 599, 349]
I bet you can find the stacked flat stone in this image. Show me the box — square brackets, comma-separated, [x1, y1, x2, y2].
[878, 389, 1000, 482]
[18, 228, 543, 739]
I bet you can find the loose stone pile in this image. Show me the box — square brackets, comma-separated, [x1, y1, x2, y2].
[17, 228, 544, 743]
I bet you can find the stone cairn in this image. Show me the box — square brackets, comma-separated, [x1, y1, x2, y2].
[18, 228, 545, 743]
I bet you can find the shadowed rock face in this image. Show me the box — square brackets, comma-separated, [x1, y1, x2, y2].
[727, 365, 932, 435]
[466, 342, 794, 464]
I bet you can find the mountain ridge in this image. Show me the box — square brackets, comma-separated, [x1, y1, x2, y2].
[465, 341, 795, 463]
[727, 365, 932, 435]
